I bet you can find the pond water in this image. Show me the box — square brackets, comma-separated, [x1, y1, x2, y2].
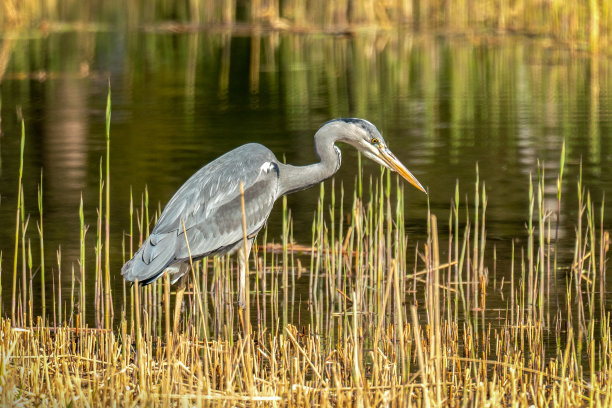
[1, 28, 612, 327]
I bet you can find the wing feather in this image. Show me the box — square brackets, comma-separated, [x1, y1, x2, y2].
[122, 143, 280, 284]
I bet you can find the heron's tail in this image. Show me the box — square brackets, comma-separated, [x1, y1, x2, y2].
[121, 234, 176, 285]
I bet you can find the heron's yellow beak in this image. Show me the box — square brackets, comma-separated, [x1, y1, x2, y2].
[378, 146, 427, 194]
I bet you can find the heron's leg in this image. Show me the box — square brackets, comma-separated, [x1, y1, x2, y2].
[237, 238, 254, 309]
[172, 271, 188, 333]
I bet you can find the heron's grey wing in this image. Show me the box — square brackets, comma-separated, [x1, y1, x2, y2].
[122, 144, 279, 285]
[175, 162, 279, 261]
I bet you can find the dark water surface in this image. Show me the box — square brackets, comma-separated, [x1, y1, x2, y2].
[1, 29, 612, 327]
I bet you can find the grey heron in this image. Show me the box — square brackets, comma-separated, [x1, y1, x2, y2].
[122, 118, 426, 326]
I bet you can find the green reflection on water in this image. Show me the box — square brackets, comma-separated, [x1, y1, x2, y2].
[1, 29, 611, 329]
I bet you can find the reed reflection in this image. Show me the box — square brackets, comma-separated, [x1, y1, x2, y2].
[0, 30, 611, 327]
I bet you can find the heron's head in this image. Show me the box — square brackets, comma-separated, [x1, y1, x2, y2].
[322, 118, 426, 194]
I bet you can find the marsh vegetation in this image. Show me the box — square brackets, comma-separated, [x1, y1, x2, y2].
[2, 106, 612, 405]
[2, 1, 612, 406]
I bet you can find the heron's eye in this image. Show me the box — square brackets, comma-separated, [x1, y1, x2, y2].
[371, 138, 379, 145]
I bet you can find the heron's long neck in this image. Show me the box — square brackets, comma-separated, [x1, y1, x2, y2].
[277, 130, 340, 197]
